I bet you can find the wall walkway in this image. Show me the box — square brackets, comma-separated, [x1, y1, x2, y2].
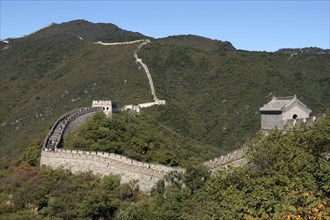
[203, 148, 248, 173]
[42, 107, 102, 151]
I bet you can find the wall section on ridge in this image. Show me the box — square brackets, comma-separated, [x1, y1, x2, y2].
[64, 111, 97, 137]
[40, 149, 185, 191]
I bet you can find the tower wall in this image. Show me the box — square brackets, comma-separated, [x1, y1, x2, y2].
[92, 100, 112, 117]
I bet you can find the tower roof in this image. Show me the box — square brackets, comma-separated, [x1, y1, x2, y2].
[259, 95, 311, 113]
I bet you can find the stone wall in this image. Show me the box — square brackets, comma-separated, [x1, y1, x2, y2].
[282, 104, 310, 121]
[284, 113, 325, 129]
[138, 101, 165, 108]
[40, 149, 185, 191]
[261, 112, 284, 129]
[92, 100, 112, 117]
[41, 105, 325, 190]
[204, 113, 325, 172]
[43, 107, 102, 151]
[64, 112, 97, 136]
[203, 148, 248, 171]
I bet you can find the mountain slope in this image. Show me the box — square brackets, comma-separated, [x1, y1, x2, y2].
[1, 20, 329, 168]
[0, 21, 152, 167]
[140, 37, 330, 149]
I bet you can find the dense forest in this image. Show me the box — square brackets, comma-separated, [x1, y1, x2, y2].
[1, 113, 329, 219]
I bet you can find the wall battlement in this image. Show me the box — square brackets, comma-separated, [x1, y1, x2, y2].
[204, 113, 325, 172]
[41, 109, 325, 189]
[203, 148, 248, 170]
[54, 149, 184, 175]
[284, 113, 325, 129]
[41, 149, 184, 191]
[92, 100, 112, 117]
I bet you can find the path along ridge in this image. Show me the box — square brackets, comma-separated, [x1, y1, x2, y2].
[94, 39, 165, 105]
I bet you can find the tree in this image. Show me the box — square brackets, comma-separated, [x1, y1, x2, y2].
[22, 146, 40, 166]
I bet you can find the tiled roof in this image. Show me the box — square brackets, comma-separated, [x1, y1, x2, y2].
[260, 96, 311, 112]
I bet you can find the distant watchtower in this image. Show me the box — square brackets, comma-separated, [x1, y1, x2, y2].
[92, 100, 112, 117]
[260, 95, 312, 130]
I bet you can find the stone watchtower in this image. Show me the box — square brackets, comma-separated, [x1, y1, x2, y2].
[260, 95, 312, 130]
[92, 100, 112, 117]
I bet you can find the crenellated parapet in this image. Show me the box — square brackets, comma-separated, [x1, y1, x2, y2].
[40, 149, 185, 191]
[203, 113, 326, 173]
[92, 100, 112, 117]
[55, 149, 184, 175]
[41, 103, 184, 191]
[203, 148, 248, 171]
[284, 113, 325, 129]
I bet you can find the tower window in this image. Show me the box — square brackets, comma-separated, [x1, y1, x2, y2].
[293, 114, 298, 119]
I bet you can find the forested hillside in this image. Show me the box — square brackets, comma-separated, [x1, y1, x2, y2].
[140, 36, 329, 149]
[0, 20, 152, 168]
[1, 20, 329, 170]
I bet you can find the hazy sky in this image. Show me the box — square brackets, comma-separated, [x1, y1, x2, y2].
[1, 1, 329, 51]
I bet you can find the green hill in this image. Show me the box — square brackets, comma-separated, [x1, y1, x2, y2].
[0, 21, 151, 167]
[140, 36, 329, 149]
[1, 20, 329, 169]
[276, 47, 330, 54]
[20, 19, 146, 42]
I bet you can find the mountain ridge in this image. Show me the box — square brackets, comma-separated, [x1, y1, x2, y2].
[2, 20, 329, 52]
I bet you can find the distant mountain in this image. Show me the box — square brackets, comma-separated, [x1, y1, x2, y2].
[1, 20, 329, 169]
[26, 19, 146, 42]
[276, 47, 330, 54]
[158, 34, 236, 52]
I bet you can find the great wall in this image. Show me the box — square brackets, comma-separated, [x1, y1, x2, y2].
[41, 149, 184, 191]
[41, 39, 172, 191]
[41, 106, 325, 191]
[283, 114, 325, 129]
[94, 39, 166, 109]
[40, 38, 327, 191]
[42, 107, 102, 151]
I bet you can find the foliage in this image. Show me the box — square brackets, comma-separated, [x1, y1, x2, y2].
[64, 111, 220, 166]
[117, 114, 330, 219]
[0, 168, 140, 219]
[22, 146, 40, 166]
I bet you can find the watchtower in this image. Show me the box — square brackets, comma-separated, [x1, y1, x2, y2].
[92, 100, 112, 117]
[260, 95, 311, 130]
